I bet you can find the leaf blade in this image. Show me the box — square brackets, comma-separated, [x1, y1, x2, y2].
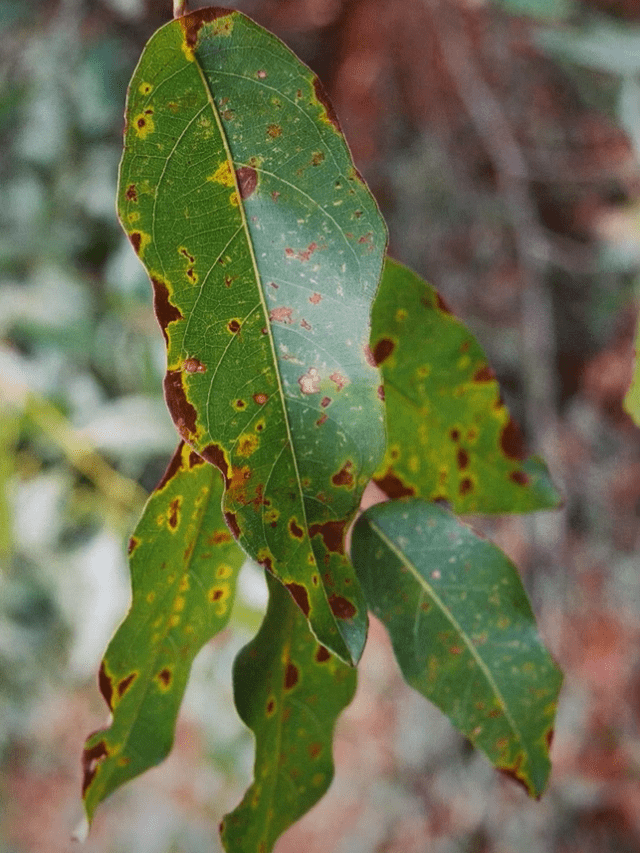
[118, 9, 387, 663]
[351, 498, 562, 797]
[221, 572, 357, 853]
[371, 258, 560, 513]
[82, 442, 245, 822]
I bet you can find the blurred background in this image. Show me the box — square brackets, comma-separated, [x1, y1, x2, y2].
[1, 0, 639, 850]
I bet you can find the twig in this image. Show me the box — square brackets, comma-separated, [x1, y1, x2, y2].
[173, 0, 188, 19]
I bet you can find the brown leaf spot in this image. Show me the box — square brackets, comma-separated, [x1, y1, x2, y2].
[546, 728, 555, 750]
[298, 367, 321, 395]
[181, 6, 231, 49]
[208, 529, 232, 545]
[288, 518, 304, 539]
[500, 418, 526, 460]
[253, 393, 268, 405]
[316, 414, 328, 426]
[188, 450, 204, 468]
[498, 754, 531, 797]
[129, 231, 142, 254]
[267, 124, 282, 138]
[117, 673, 137, 698]
[82, 740, 109, 794]
[285, 582, 310, 616]
[377, 384, 385, 401]
[457, 448, 469, 470]
[373, 338, 395, 365]
[201, 443, 230, 486]
[300, 318, 312, 331]
[363, 344, 376, 367]
[309, 519, 346, 554]
[168, 497, 181, 529]
[309, 292, 322, 304]
[328, 594, 356, 619]
[151, 277, 183, 344]
[158, 668, 172, 687]
[450, 429, 460, 442]
[313, 77, 341, 131]
[285, 242, 318, 262]
[224, 511, 241, 540]
[156, 443, 184, 490]
[311, 151, 325, 166]
[510, 470, 530, 486]
[374, 469, 415, 499]
[315, 645, 331, 663]
[183, 357, 205, 373]
[332, 461, 354, 488]
[474, 365, 495, 382]
[284, 662, 299, 689]
[309, 743, 322, 759]
[266, 697, 276, 716]
[227, 319, 241, 334]
[127, 536, 140, 555]
[257, 69, 267, 79]
[236, 166, 257, 199]
[125, 184, 137, 202]
[98, 662, 114, 711]
[329, 371, 348, 391]
[450, 645, 463, 655]
[436, 292, 452, 314]
[270, 307, 293, 324]
[459, 478, 473, 496]
[321, 396, 331, 408]
[164, 370, 197, 438]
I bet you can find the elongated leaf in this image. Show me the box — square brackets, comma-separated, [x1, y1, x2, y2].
[351, 499, 562, 797]
[624, 312, 640, 426]
[221, 571, 356, 853]
[82, 442, 245, 821]
[118, 8, 387, 664]
[371, 258, 560, 513]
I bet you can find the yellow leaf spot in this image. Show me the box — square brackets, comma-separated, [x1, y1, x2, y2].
[174, 595, 186, 612]
[127, 211, 140, 224]
[216, 563, 234, 579]
[181, 40, 195, 62]
[133, 111, 155, 139]
[211, 15, 234, 36]
[208, 160, 234, 188]
[229, 191, 239, 207]
[312, 773, 325, 787]
[416, 365, 431, 378]
[395, 308, 408, 322]
[169, 614, 180, 627]
[146, 592, 156, 604]
[457, 354, 471, 370]
[236, 433, 259, 458]
[138, 82, 153, 95]
[408, 455, 420, 473]
[179, 575, 190, 592]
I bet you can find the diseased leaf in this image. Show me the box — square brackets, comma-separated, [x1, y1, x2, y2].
[118, 7, 387, 664]
[82, 442, 245, 822]
[351, 499, 562, 798]
[221, 571, 356, 853]
[371, 258, 560, 513]
[623, 312, 640, 426]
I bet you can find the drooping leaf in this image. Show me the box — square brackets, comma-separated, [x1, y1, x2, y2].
[371, 258, 560, 513]
[623, 311, 640, 426]
[118, 7, 387, 664]
[82, 442, 245, 822]
[221, 571, 356, 853]
[351, 498, 562, 798]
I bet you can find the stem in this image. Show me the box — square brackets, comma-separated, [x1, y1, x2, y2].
[173, 0, 188, 19]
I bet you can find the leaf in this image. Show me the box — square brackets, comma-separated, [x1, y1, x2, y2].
[221, 571, 356, 853]
[538, 23, 640, 77]
[371, 258, 560, 513]
[623, 310, 640, 426]
[493, 0, 576, 21]
[118, 8, 387, 664]
[82, 442, 245, 822]
[351, 499, 562, 798]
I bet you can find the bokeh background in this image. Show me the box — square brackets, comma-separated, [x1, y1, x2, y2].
[1, 0, 640, 850]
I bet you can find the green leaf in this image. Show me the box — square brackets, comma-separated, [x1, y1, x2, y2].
[538, 23, 640, 77]
[493, 0, 576, 21]
[351, 499, 562, 798]
[118, 8, 387, 664]
[624, 311, 640, 426]
[371, 258, 560, 513]
[221, 571, 356, 853]
[82, 442, 245, 822]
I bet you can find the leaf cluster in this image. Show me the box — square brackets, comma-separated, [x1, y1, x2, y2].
[82, 9, 563, 852]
